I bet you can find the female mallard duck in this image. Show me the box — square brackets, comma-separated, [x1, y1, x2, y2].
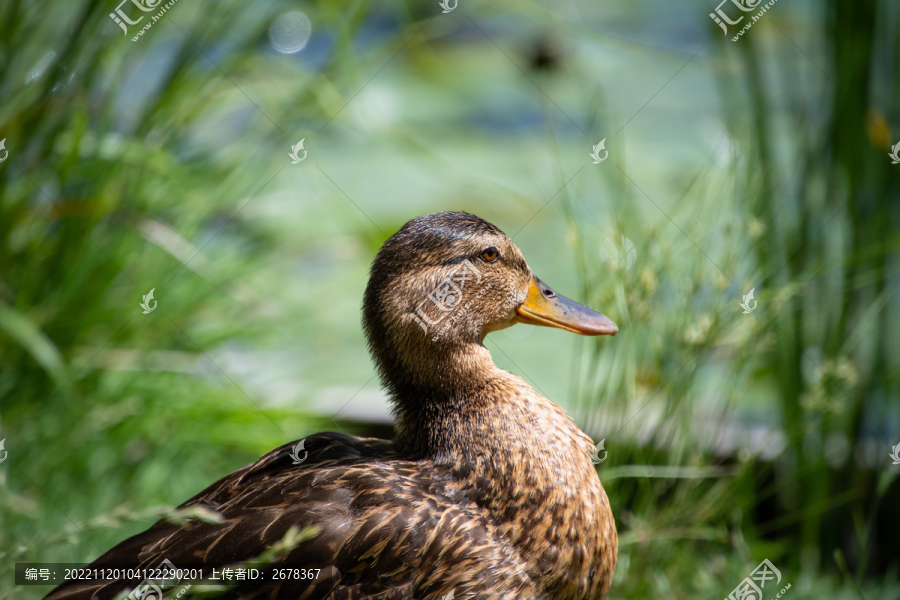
[46, 212, 618, 600]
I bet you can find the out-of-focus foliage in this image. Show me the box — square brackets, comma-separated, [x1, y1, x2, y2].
[1, 0, 898, 598]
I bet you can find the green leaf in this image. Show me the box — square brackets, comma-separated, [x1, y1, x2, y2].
[0, 302, 67, 388]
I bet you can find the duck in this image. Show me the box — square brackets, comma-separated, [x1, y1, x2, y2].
[45, 211, 618, 600]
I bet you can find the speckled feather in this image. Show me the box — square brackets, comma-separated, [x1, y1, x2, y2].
[44, 213, 616, 600]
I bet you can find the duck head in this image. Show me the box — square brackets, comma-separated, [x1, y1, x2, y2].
[363, 212, 616, 405]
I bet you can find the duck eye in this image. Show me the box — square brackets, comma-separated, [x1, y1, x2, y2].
[481, 247, 499, 262]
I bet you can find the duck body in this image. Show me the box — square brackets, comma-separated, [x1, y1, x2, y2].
[45, 212, 617, 600]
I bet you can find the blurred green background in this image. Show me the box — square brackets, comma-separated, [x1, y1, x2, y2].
[1, 0, 899, 598]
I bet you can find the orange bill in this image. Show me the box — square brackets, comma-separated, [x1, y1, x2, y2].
[515, 276, 618, 335]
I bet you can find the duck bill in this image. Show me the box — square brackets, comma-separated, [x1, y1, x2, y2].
[515, 276, 618, 335]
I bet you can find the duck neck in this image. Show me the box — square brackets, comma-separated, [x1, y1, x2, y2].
[386, 340, 594, 472]
[387, 341, 503, 457]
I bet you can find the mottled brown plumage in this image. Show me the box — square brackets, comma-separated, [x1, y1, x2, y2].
[45, 212, 618, 600]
